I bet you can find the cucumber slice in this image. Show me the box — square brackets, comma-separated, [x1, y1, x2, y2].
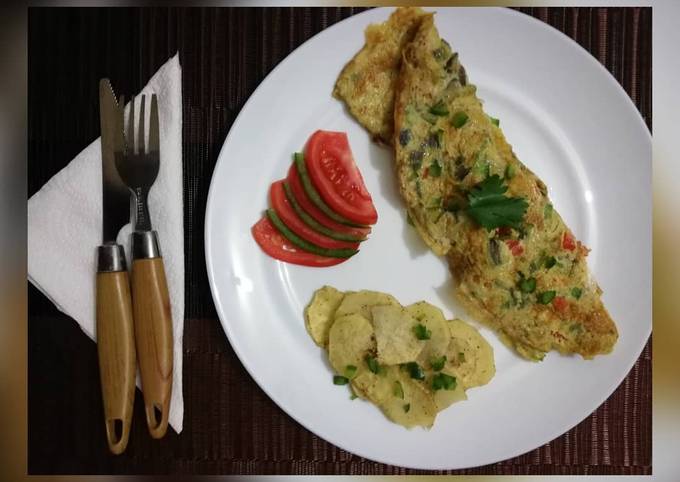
[266, 209, 358, 259]
[282, 181, 367, 243]
[294, 153, 369, 228]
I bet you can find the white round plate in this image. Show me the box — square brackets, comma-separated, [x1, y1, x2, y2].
[205, 7, 651, 470]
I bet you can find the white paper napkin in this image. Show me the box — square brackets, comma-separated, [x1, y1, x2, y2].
[28, 53, 185, 433]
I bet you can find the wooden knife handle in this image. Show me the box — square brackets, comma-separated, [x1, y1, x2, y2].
[131, 257, 173, 439]
[96, 270, 136, 454]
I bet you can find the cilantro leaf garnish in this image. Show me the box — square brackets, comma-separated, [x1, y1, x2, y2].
[432, 372, 457, 391]
[412, 323, 432, 340]
[365, 355, 380, 374]
[430, 355, 446, 371]
[466, 175, 528, 230]
[403, 362, 426, 381]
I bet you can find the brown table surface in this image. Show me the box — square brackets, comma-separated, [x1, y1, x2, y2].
[27, 6, 651, 475]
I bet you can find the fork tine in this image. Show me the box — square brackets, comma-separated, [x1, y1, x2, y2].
[126, 95, 135, 154]
[149, 94, 159, 153]
[138, 94, 146, 155]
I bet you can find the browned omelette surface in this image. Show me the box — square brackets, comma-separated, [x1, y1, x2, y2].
[335, 9, 618, 360]
[333, 7, 427, 144]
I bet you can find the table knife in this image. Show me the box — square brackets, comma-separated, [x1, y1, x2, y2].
[96, 78, 136, 454]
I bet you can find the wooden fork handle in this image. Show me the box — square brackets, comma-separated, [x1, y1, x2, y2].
[96, 252, 136, 455]
[131, 254, 173, 439]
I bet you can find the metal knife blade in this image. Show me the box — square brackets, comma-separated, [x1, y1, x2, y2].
[99, 78, 130, 244]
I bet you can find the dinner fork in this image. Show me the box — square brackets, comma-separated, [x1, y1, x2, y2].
[116, 93, 173, 439]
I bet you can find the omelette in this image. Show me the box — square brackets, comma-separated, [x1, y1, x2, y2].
[333, 7, 427, 144]
[335, 10, 618, 360]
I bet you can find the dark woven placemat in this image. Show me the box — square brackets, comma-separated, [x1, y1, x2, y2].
[27, 7, 651, 475]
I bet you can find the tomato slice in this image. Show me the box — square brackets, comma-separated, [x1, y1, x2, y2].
[304, 130, 378, 225]
[251, 217, 346, 267]
[286, 163, 371, 239]
[269, 180, 359, 250]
